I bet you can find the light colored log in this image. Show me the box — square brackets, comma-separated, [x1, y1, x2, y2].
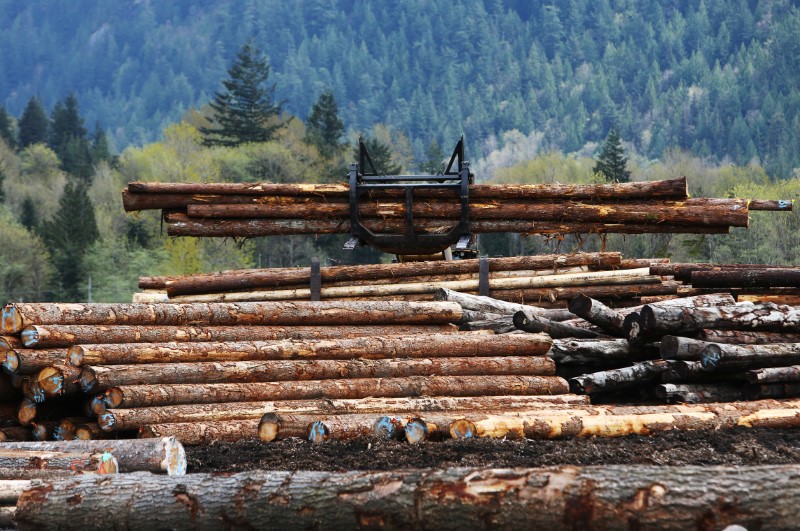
[567, 295, 625, 336]
[139, 419, 260, 445]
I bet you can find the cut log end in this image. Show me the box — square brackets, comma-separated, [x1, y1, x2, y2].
[0, 305, 22, 335]
[20, 327, 39, 348]
[372, 416, 401, 440]
[98, 452, 119, 475]
[306, 421, 330, 444]
[258, 413, 280, 442]
[1, 351, 19, 374]
[449, 419, 477, 439]
[161, 436, 187, 476]
[405, 418, 428, 444]
[80, 367, 98, 393]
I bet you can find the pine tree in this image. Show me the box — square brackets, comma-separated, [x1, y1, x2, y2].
[49, 94, 92, 180]
[201, 40, 284, 147]
[356, 137, 402, 175]
[42, 179, 99, 301]
[90, 122, 112, 164]
[418, 140, 445, 174]
[19, 196, 38, 232]
[305, 90, 344, 159]
[0, 105, 15, 149]
[593, 127, 631, 183]
[17, 97, 49, 149]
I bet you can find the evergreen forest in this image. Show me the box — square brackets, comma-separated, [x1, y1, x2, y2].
[0, 0, 799, 304]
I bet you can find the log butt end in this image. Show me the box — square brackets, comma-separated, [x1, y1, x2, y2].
[306, 421, 330, 444]
[372, 416, 401, 440]
[0, 305, 22, 335]
[405, 418, 428, 444]
[20, 327, 39, 348]
[258, 413, 280, 442]
[161, 436, 187, 476]
[449, 419, 477, 439]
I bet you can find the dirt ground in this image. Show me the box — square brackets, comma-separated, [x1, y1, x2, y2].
[187, 428, 800, 473]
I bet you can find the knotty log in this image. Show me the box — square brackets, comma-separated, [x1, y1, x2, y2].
[655, 383, 746, 403]
[138, 419, 260, 445]
[159, 252, 622, 295]
[695, 329, 800, 344]
[567, 295, 625, 336]
[2, 349, 68, 375]
[99, 395, 590, 431]
[747, 366, 800, 384]
[21, 323, 458, 348]
[68, 333, 551, 366]
[0, 438, 186, 475]
[1, 301, 462, 334]
[17, 463, 800, 530]
[570, 360, 671, 394]
[692, 269, 800, 288]
[514, 309, 605, 339]
[701, 342, 800, 371]
[79, 356, 555, 393]
[549, 338, 658, 366]
[625, 295, 741, 342]
[103, 375, 571, 409]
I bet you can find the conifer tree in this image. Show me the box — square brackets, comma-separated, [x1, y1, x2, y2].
[50, 94, 92, 180]
[201, 40, 283, 147]
[356, 137, 402, 175]
[19, 197, 38, 232]
[0, 105, 15, 149]
[17, 97, 49, 149]
[305, 90, 344, 159]
[419, 140, 445, 174]
[593, 127, 631, 182]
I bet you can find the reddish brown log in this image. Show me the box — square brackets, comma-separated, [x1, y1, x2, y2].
[20, 324, 458, 348]
[68, 333, 550, 366]
[1, 301, 462, 334]
[138, 420, 260, 445]
[748, 199, 794, 211]
[2, 349, 68, 375]
[103, 375, 571, 408]
[0, 427, 32, 442]
[0, 336, 21, 352]
[692, 269, 800, 288]
[16, 463, 800, 530]
[34, 364, 81, 400]
[490, 281, 681, 304]
[651, 263, 798, 282]
[79, 356, 555, 393]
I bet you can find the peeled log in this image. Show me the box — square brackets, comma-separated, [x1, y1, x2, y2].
[20, 323, 458, 348]
[104, 375, 571, 409]
[15, 463, 800, 531]
[79, 356, 555, 393]
[567, 295, 625, 336]
[0, 438, 185, 476]
[98, 395, 590, 431]
[695, 329, 800, 344]
[68, 332, 550, 366]
[1, 301, 463, 334]
[570, 360, 671, 394]
[139, 420, 260, 445]
[160, 252, 622, 295]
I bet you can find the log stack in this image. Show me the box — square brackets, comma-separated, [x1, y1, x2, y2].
[1, 300, 580, 445]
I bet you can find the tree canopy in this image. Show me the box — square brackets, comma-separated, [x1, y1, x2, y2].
[593, 128, 631, 183]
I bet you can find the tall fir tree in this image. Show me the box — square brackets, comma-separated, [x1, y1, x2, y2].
[0, 105, 15, 149]
[42, 179, 99, 301]
[17, 97, 49, 149]
[305, 90, 344, 159]
[49, 94, 92, 180]
[593, 128, 631, 183]
[201, 40, 283, 147]
[418, 140, 445, 174]
[356, 137, 402, 175]
[90, 122, 112, 164]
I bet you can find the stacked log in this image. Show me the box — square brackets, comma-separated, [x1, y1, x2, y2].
[122, 177, 783, 242]
[1, 300, 581, 445]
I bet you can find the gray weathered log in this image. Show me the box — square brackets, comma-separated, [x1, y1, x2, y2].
[701, 342, 800, 371]
[514, 309, 605, 339]
[747, 366, 800, 384]
[570, 360, 671, 394]
[549, 339, 658, 366]
[695, 329, 800, 344]
[567, 295, 625, 336]
[655, 383, 746, 403]
[624, 294, 737, 343]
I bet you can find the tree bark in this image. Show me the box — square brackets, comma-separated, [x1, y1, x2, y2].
[489, 280, 681, 304]
[624, 294, 737, 342]
[694, 329, 800, 344]
[103, 375, 570, 409]
[0, 450, 113, 474]
[659, 335, 716, 361]
[18, 463, 800, 531]
[0, 335, 21, 351]
[0, 438, 185, 476]
[79, 356, 555, 393]
[98, 395, 590, 432]
[549, 339, 658, 366]
[570, 360, 672, 394]
[158, 252, 622, 295]
[68, 333, 551, 366]
[692, 269, 800, 288]
[514, 310, 606, 339]
[747, 366, 800, 384]
[655, 383, 746, 403]
[701, 342, 800, 371]
[567, 295, 625, 336]
[651, 262, 799, 282]
[20, 323, 458, 348]
[138, 420, 260, 445]
[1, 301, 462, 333]
[433, 288, 574, 317]
[460, 317, 516, 333]
[2, 349, 68, 375]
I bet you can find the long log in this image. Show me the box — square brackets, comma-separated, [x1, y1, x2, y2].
[659, 360, 747, 384]
[98, 395, 590, 432]
[655, 383, 746, 403]
[692, 269, 800, 288]
[1, 301, 463, 334]
[20, 323, 458, 348]
[747, 366, 800, 384]
[2, 349, 68, 375]
[0, 450, 115, 474]
[549, 338, 658, 366]
[168, 268, 662, 302]
[659, 335, 715, 361]
[165, 214, 733, 238]
[490, 280, 681, 304]
[701, 342, 800, 371]
[0, 438, 185, 476]
[570, 360, 672, 394]
[103, 375, 571, 409]
[158, 252, 623, 295]
[79, 356, 555, 393]
[126, 176, 689, 199]
[138, 419, 260, 445]
[16, 463, 800, 530]
[513, 309, 606, 339]
[567, 295, 625, 336]
[651, 262, 799, 282]
[433, 288, 569, 317]
[68, 333, 551, 366]
[695, 329, 800, 344]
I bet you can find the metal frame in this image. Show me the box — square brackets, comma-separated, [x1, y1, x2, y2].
[345, 137, 473, 255]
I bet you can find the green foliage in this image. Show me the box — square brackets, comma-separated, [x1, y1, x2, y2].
[0, 207, 54, 304]
[419, 140, 446, 174]
[305, 90, 344, 160]
[593, 128, 631, 183]
[3, 144, 66, 226]
[17, 97, 48, 149]
[357, 136, 402, 175]
[0, 106, 15, 149]
[201, 41, 283, 147]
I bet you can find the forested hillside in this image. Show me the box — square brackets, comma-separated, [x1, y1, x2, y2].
[2, 0, 800, 176]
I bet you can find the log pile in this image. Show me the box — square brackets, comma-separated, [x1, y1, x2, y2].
[135, 251, 682, 309]
[122, 177, 784, 241]
[1, 300, 581, 446]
